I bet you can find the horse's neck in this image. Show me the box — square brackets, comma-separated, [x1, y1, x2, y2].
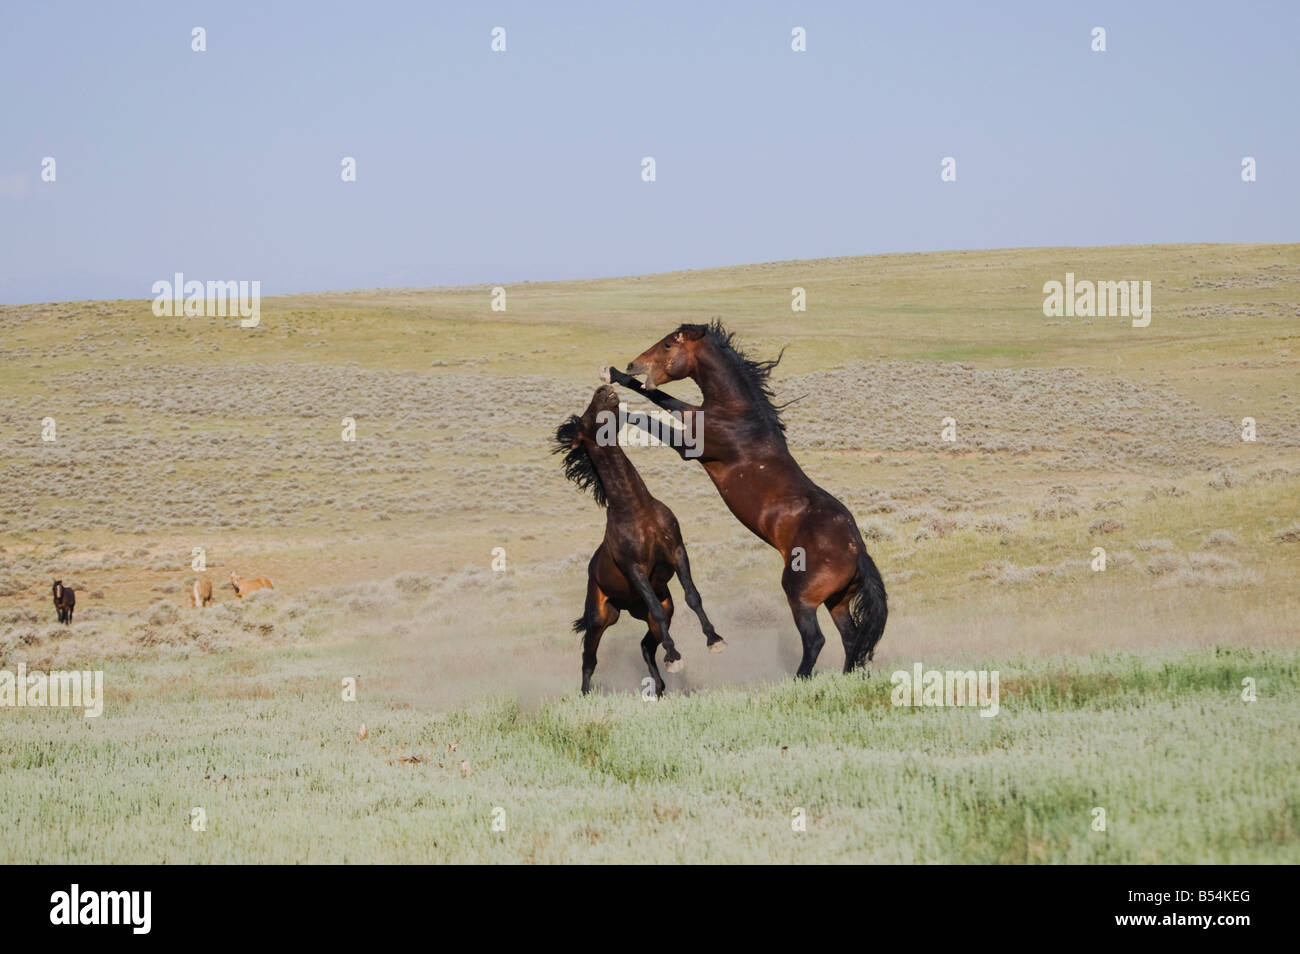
[694, 346, 755, 415]
[693, 346, 784, 444]
[589, 443, 654, 511]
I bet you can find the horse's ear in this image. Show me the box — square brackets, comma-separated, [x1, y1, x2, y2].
[676, 325, 706, 342]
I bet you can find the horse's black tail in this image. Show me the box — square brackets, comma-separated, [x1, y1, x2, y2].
[572, 616, 587, 635]
[844, 549, 888, 671]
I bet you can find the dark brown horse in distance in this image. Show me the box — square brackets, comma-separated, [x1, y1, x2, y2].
[604, 320, 887, 677]
[554, 385, 725, 696]
[52, 580, 75, 625]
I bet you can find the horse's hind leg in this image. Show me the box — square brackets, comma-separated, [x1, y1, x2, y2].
[578, 581, 618, 694]
[783, 568, 827, 678]
[829, 593, 864, 674]
[788, 600, 826, 678]
[672, 544, 725, 653]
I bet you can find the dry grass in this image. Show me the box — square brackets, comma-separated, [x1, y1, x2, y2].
[1, 242, 1298, 862]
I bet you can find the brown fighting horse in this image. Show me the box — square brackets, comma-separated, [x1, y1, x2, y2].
[555, 385, 725, 696]
[604, 321, 887, 677]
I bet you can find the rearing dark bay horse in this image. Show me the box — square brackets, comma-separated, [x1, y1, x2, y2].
[555, 385, 726, 696]
[603, 321, 887, 677]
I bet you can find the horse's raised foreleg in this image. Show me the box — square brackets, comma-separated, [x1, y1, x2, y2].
[627, 566, 682, 673]
[640, 594, 674, 697]
[602, 367, 699, 416]
[640, 632, 666, 696]
[602, 367, 705, 461]
[672, 544, 725, 653]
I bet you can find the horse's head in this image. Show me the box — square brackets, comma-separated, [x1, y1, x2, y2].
[52, 580, 62, 597]
[626, 324, 707, 389]
[584, 384, 621, 423]
[551, 386, 618, 506]
[554, 386, 620, 452]
[229, 571, 240, 588]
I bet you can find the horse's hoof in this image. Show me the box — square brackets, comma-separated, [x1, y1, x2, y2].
[665, 657, 684, 674]
[599, 366, 612, 383]
[708, 637, 727, 654]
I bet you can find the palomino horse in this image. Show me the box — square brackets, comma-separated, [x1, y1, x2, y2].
[555, 385, 725, 696]
[604, 321, 887, 677]
[52, 580, 75, 625]
[192, 577, 214, 609]
[230, 571, 273, 598]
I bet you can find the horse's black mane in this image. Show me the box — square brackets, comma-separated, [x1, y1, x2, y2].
[679, 319, 789, 436]
[552, 415, 608, 508]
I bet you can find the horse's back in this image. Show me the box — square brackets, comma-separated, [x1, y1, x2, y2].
[233, 575, 273, 597]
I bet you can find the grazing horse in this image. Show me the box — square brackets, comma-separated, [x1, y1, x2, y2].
[229, 571, 273, 598]
[554, 385, 725, 696]
[52, 580, 75, 625]
[604, 320, 887, 677]
[192, 577, 214, 609]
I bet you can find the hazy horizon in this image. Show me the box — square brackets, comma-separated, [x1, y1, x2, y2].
[6, 240, 1295, 307]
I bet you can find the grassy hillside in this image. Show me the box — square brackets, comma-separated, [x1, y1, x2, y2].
[1, 242, 1298, 862]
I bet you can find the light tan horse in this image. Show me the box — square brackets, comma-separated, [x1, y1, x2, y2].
[230, 570, 274, 598]
[191, 577, 214, 609]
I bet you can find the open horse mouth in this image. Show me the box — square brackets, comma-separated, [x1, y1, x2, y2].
[624, 363, 654, 388]
[591, 384, 621, 411]
[599, 363, 655, 389]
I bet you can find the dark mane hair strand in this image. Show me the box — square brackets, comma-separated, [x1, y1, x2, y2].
[552, 415, 608, 507]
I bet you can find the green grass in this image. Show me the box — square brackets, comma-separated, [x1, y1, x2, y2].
[1, 646, 1295, 863]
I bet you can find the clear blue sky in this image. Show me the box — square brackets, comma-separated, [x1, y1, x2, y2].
[2, 0, 1296, 303]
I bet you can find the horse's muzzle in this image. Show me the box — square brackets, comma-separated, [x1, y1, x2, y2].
[626, 362, 655, 388]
